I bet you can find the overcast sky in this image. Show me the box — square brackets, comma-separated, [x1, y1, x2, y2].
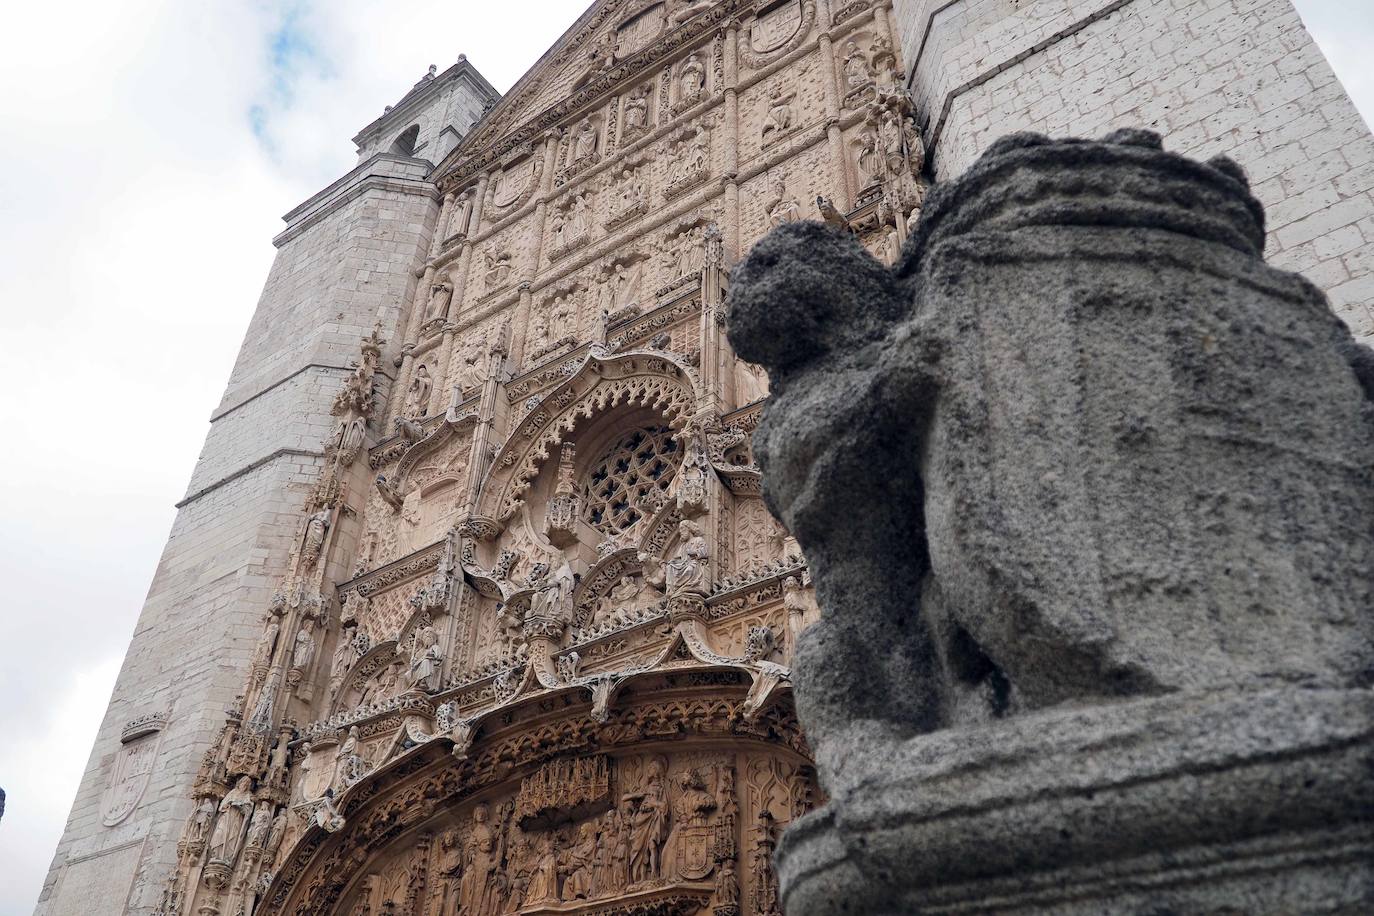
[0, 2, 1370, 913]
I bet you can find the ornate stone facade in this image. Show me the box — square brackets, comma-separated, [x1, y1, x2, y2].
[37, 3, 1374, 915]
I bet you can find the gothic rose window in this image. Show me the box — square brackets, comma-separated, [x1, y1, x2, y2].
[582, 425, 679, 534]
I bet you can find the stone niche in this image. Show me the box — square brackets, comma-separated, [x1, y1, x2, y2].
[726, 129, 1374, 915]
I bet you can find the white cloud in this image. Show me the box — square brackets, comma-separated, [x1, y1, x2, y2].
[0, 1, 1370, 913]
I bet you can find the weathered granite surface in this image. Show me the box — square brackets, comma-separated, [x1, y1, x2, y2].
[726, 129, 1374, 914]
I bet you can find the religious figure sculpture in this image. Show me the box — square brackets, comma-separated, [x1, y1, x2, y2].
[570, 191, 592, 239]
[762, 84, 793, 144]
[207, 776, 254, 865]
[250, 618, 279, 672]
[332, 726, 366, 792]
[424, 276, 453, 322]
[300, 507, 330, 568]
[842, 40, 872, 90]
[456, 341, 484, 395]
[483, 249, 513, 294]
[765, 177, 800, 228]
[529, 560, 576, 623]
[291, 618, 315, 671]
[404, 365, 432, 418]
[245, 799, 274, 849]
[314, 789, 345, 832]
[572, 117, 599, 161]
[186, 797, 214, 846]
[678, 53, 706, 105]
[855, 129, 882, 188]
[434, 828, 463, 914]
[674, 226, 705, 280]
[627, 758, 670, 884]
[624, 85, 650, 134]
[725, 129, 1374, 914]
[408, 626, 443, 693]
[460, 803, 502, 915]
[561, 820, 599, 899]
[664, 520, 709, 596]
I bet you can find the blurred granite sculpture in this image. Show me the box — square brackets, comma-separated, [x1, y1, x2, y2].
[726, 129, 1374, 914]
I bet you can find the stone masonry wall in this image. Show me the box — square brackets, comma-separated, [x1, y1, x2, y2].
[892, 0, 1374, 340]
[34, 159, 440, 915]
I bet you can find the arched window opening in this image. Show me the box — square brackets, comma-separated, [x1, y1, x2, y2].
[390, 124, 420, 156]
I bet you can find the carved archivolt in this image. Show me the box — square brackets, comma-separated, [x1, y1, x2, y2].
[477, 350, 702, 525]
[261, 682, 811, 915]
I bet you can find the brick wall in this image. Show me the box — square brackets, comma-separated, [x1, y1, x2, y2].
[893, 0, 1374, 340]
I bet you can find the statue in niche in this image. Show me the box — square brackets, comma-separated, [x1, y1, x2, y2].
[561, 820, 599, 899]
[624, 85, 650, 134]
[264, 808, 288, 864]
[329, 414, 367, 464]
[570, 191, 593, 239]
[460, 803, 503, 915]
[664, 519, 709, 596]
[530, 559, 576, 622]
[424, 275, 453, 322]
[627, 758, 670, 884]
[207, 775, 254, 864]
[300, 507, 330, 567]
[679, 53, 706, 105]
[245, 799, 274, 848]
[715, 857, 740, 911]
[674, 226, 706, 280]
[550, 205, 568, 250]
[617, 166, 647, 214]
[456, 340, 485, 395]
[448, 192, 473, 239]
[408, 626, 443, 693]
[751, 810, 782, 915]
[250, 618, 280, 671]
[327, 626, 363, 704]
[843, 39, 873, 90]
[869, 36, 898, 90]
[482, 249, 513, 294]
[291, 618, 316, 671]
[766, 177, 801, 228]
[404, 365, 432, 418]
[186, 797, 214, 846]
[761, 84, 794, 144]
[332, 726, 366, 792]
[572, 117, 599, 162]
[529, 306, 552, 355]
[434, 828, 463, 914]
[550, 293, 577, 342]
[856, 129, 883, 188]
[685, 123, 709, 174]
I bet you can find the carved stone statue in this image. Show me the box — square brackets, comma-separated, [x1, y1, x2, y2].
[250, 618, 279, 671]
[461, 803, 502, 915]
[529, 560, 576, 623]
[842, 39, 872, 90]
[408, 626, 443, 693]
[624, 85, 650, 134]
[434, 828, 463, 914]
[572, 117, 599, 162]
[424, 275, 453, 322]
[626, 758, 669, 884]
[765, 177, 800, 228]
[186, 796, 214, 846]
[291, 618, 316, 671]
[664, 520, 708, 597]
[207, 776, 254, 864]
[332, 726, 366, 792]
[457, 341, 484, 395]
[726, 129, 1374, 914]
[674, 226, 705, 280]
[561, 820, 599, 899]
[483, 249, 513, 294]
[762, 84, 793, 144]
[404, 365, 432, 418]
[300, 507, 330, 567]
[245, 799, 274, 848]
[678, 53, 706, 105]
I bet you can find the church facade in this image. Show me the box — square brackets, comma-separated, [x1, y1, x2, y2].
[36, 1, 1374, 915]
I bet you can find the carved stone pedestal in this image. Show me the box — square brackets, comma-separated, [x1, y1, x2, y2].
[725, 129, 1374, 916]
[778, 687, 1374, 915]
